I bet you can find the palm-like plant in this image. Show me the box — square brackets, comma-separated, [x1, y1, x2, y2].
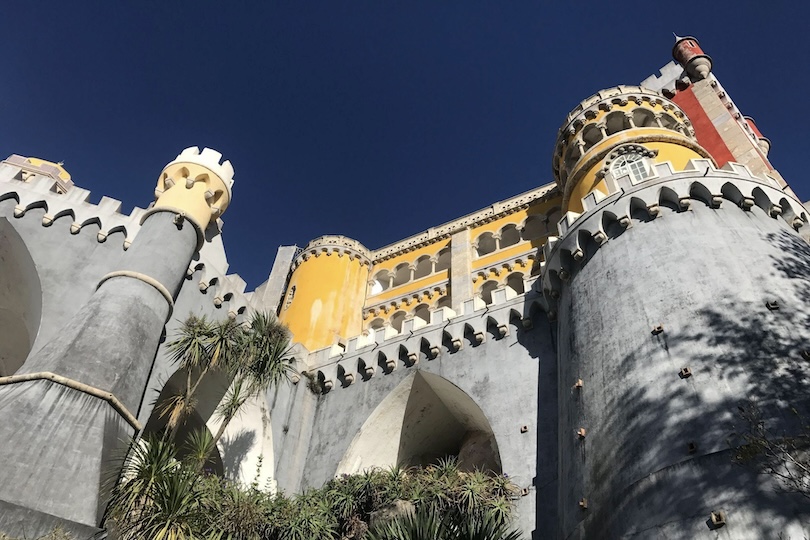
[159, 315, 242, 440]
[207, 311, 293, 458]
[106, 436, 202, 540]
[367, 507, 523, 540]
[159, 311, 292, 461]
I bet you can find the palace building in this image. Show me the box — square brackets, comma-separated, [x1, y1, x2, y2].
[1, 36, 810, 538]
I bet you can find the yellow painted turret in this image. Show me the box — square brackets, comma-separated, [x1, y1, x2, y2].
[552, 85, 713, 213]
[279, 236, 372, 351]
[150, 146, 235, 245]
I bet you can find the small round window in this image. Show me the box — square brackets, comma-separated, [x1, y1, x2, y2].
[611, 152, 650, 183]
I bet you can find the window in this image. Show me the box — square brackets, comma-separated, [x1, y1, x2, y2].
[610, 152, 649, 183]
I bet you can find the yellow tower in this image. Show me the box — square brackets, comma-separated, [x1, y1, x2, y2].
[151, 146, 234, 247]
[552, 85, 713, 213]
[279, 236, 372, 351]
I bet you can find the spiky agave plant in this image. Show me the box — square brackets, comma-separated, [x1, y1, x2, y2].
[367, 507, 523, 540]
[106, 435, 202, 539]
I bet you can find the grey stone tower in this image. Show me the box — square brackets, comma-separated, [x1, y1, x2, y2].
[545, 84, 810, 538]
[0, 147, 234, 536]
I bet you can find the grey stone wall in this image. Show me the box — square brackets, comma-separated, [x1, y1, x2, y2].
[553, 175, 810, 539]
[265, 294, 558, 538]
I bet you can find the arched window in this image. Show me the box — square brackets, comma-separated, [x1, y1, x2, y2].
[475, 232, 497, 257]
[479, 281, 499, 305]
[413, 256, 432, 280]
[368, 318, 385, 330]
[632, 108, 656, 128]
[370, 270, 391, 295]
[505, 273, 525, 295]
[413, 304, 431, 325]
[392, 264, 411, 288]
[605, 111, 630, 135]
[521, 215, 547, 241]
[499, 224, 521, 249]
[390, 311, 407, 333]
[436, 296, 452, 310]
[582, 123, 602, 150]
[435, 248, 451, 272]
[611, 152, 650, 183]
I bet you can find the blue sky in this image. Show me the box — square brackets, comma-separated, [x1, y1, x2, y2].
[1, 2, 804, 288]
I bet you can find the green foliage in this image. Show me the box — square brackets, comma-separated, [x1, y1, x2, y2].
[366, 507, 523, 540]
[106, 442, 521, 540]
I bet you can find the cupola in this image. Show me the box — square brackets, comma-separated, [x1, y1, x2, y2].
[551, 85, 713, 213]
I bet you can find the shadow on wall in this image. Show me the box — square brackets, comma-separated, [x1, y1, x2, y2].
[220, 428, 257, 480]
[573, 227, 810, 538]
[512, 300, 558, 540]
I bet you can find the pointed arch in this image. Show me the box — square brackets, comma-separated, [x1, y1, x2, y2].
[721, 182, 744, 207]
[0, 218, 42, 376]
[335, 372, 503, 474]
[658, 186, 680, 212]
[689, 182, 713, 207]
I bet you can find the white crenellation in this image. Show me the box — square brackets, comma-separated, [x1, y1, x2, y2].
[303, 292, 542, 394]
[539, 159, 809, 307]
[0, 160, 258, 318]
[164, 147, 235, 193]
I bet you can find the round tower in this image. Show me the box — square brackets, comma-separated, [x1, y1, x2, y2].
[279, 236, 371, 351]
[546, 91, 810, 537]
[673, 35, 713, 81]
[552, 85, 713, 213]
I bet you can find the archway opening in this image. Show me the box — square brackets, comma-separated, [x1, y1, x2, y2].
[336, 372, 502, 474]
[143, 367, 229, 476]
[0, 218, 42, 376]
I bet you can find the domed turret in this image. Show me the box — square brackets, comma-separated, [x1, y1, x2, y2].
[552, 85, 713, 213]
[672, 35, 712, 81]
[279, 236, 372, 351]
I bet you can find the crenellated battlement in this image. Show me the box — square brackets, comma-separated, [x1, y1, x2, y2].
[539, 158, 809, 318]
[298, 289, 540, 395]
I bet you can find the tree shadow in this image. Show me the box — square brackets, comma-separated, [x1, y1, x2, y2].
[558, 219, 810, 538]
[220, 428, 256, 481]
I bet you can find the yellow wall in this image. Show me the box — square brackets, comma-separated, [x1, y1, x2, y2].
[565, 137, 707, 214]
[279, 253, 369, 351]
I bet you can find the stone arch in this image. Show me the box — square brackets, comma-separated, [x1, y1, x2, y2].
[0, 218, 42, 376]
[475, 232, 497, 257]
[658, 186, 681, 212]
[413, 255, 432, 280]
[392, 263, 411, 288]
[390, 311, 407, 333]
[413, 303, 431, 325]
[582, 123, 602, 150]
[435, 247, 451, 272]
[370, 269, 391, 295]
[521, 215, 547, 241]
[479, 280, 499, 305]
[751, 187, 772, 214]
[505, 272, 525, 296]
[721, 182, 745, 207]
[435, 296, 452, 311]
[605, 111, 630, 135]
[632, 107, 656, 128]
[499, 224, 521, 249]
[689, 181, 713, 207]
[142, 367, 229, 476]
[335, 371, 502, 474]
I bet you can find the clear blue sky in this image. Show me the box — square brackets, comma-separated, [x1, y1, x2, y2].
[1, 2, 805, 288]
